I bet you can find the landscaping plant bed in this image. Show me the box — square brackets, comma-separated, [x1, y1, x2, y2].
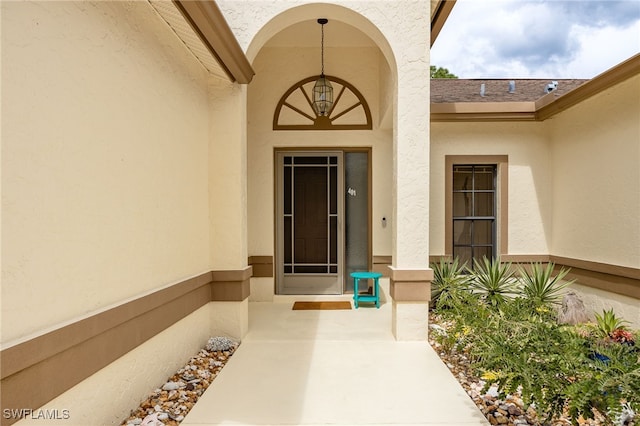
[429, 258, 639, 426]
[428, 313, 619, 426]
[121, 337, 237, 426]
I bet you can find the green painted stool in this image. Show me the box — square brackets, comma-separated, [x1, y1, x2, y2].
[351, 271, 382, 309]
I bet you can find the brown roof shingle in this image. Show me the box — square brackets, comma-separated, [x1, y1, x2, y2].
[431, 79, 588, 103]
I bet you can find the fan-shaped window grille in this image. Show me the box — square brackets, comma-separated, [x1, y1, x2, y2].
[273, 75, 372, 130]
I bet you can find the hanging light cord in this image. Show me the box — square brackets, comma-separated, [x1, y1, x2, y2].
[320, 22, 325, 76]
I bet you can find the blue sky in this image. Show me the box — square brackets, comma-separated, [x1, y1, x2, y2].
[431, 0, 640, 78]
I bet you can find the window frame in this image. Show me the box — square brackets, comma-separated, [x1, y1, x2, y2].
[445, 155, 508, 259]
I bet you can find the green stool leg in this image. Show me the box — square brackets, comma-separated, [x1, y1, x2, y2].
[353, 277, 359, 309]
[374, 277, 380, 308]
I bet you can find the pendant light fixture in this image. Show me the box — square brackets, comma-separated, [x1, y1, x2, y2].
[312, 18, 333, 117]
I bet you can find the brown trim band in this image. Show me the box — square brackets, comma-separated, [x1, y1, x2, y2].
[429, 254, 640, 300]
[211, 266, 252, 301]
[373, 256, 392, 276]
[550, 256, 640, 281]
[249, 256, 274, 278]
[429, 254, 552, 264]
[549, 256, 640, 300]
[1, 268, 251, 425]
[388, 266, 433, 302]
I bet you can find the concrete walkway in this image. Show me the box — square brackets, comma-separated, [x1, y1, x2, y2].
[182, 299, 489, 426]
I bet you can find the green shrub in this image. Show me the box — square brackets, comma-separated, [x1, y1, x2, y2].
[430, 259, 640, 425]
[430, 257, 472, 310]
[518, 262, 573, 309]
[470, 298, 585, 421]
[594, 308, 630, 337]
[468, 257, 518, 307]
[565, 339, 640, 422]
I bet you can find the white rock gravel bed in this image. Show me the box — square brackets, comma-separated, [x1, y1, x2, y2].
[121, 337, 238, 426]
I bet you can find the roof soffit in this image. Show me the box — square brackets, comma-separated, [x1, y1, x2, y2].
[149, 0, 254, 84]
[431, 0, 456, 47]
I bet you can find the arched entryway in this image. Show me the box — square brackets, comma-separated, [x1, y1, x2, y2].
[219, 1, 432, 339]
[243, 5, 397, 299]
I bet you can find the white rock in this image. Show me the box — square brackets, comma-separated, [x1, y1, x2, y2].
[429, 324, 447, 335]
[615, 402, 635, 426]
[206, 336, 237, 352]
[162, 381, 180, 391]
[140, 413, 163, 426]
[486, 385, 500, 398]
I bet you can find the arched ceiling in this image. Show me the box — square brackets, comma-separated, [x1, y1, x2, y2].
[264, 19, 376, 49]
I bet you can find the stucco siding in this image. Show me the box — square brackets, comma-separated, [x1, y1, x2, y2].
[13, 305, 214, 426]
[2, 1, 211, 344]
[549, 74, 640, 269]
[430, 121, 552, 257]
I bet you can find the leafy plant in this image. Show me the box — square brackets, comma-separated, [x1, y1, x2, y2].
[430, 279, 640, 425]
[565, 339, 640, 423]
[430, 257, 471, 309]
[468, 257, 518, 307]
[430, 65, 458, 78]
[594, 308, 630, 337]
[456, 297, 577, 419]
[518, 262, 574, 308]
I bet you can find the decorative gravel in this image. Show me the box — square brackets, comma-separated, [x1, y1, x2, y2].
[121, 337, 238, 426]
[428, 313, 636, 426]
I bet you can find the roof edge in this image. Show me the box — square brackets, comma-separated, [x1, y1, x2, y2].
[432, 54, 640, 122]
[536, 53, 640, 120]
[174, 0, 255, 84]
[432, 102, 537, 122]
[431, 0, 456, 47]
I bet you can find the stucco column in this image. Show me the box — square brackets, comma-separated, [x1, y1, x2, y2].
[208, 77, 250, 339]
[390, 11, 432, 340]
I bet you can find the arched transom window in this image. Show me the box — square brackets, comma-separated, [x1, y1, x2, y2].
[273, 75, 372, 131]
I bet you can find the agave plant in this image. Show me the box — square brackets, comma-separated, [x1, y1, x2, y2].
[595, 308, 630, 338]
[518, 262, 574, 308]
[430, 257, 472, 310]
[468, 257, 518, 307]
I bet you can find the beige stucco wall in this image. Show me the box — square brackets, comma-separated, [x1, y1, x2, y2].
[14, 304, 214, 426]
[208, 79, 249, 271]
[430, 121, 552, 256]
[549, 74, 640, 269]
[2, 1, 211, 343]
[567, 284, 640, 330]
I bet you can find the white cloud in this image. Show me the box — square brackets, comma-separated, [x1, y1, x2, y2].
[562, 21, 640, 78]
[431, 0, 640, 79]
